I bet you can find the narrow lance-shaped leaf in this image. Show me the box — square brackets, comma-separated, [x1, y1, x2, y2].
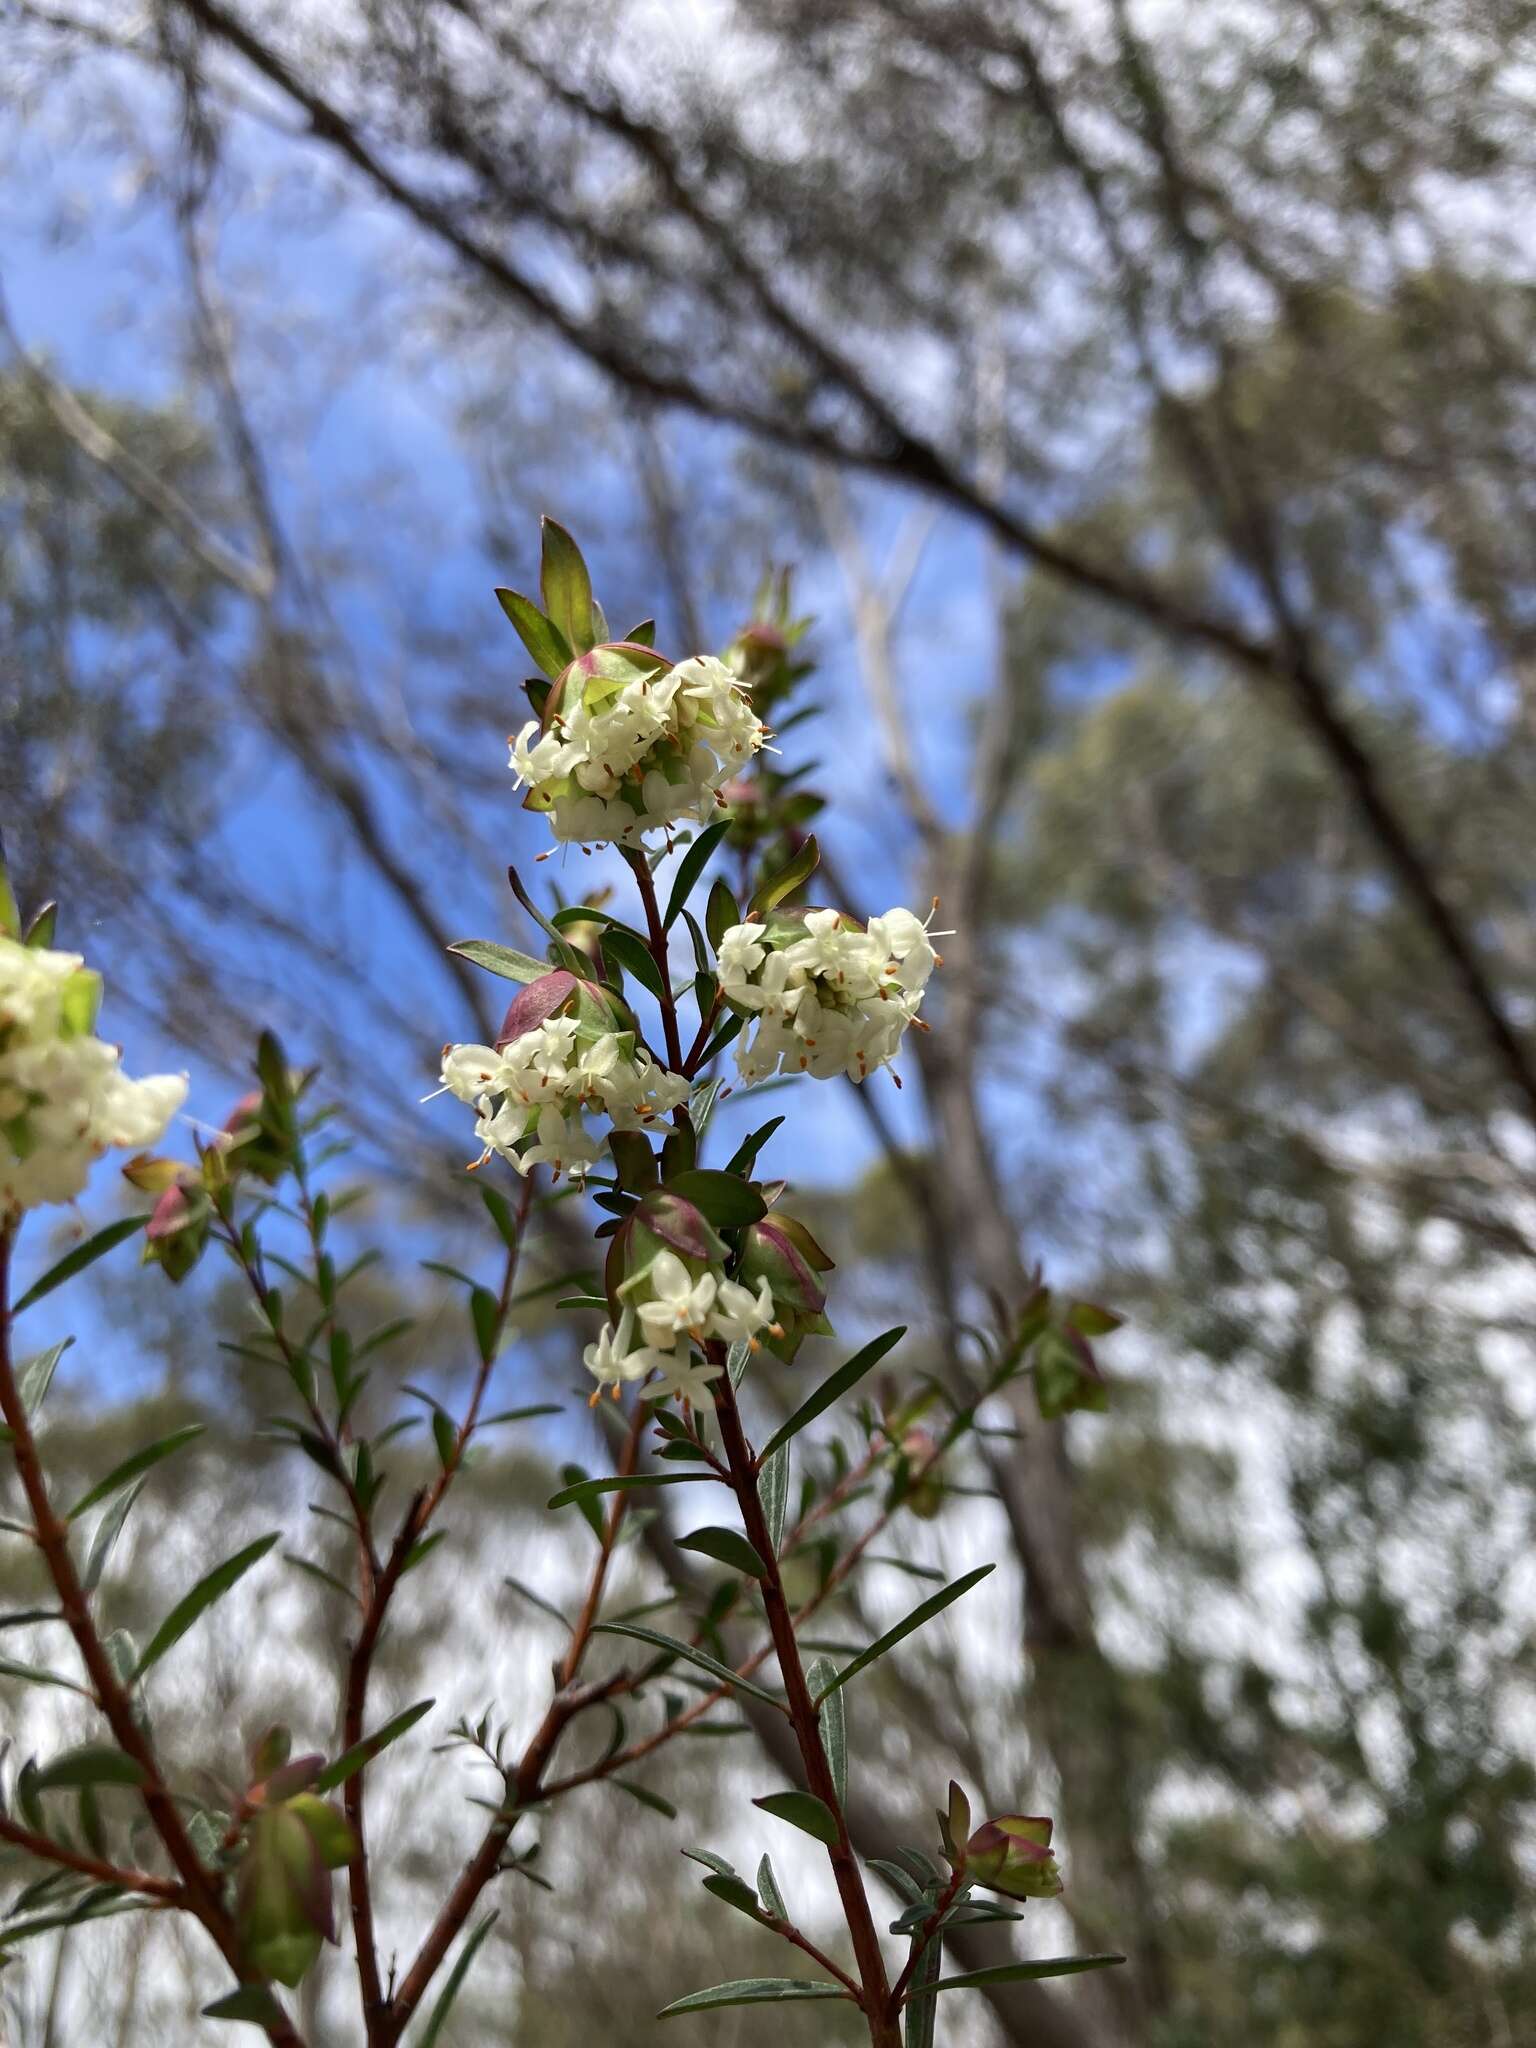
[758, 1328, 906, 1462]
[315, 1700, 435, 1793]
[806, 1658, 846, 1806]
[16, 1339, 71, 1416]
[547, 1471, 713, 1511]
[131, 1534, 280, 1683]
[676, 1526, 768, 1579]
[906, 1955, 1127, 1997]
[11, 1217, 142, 1315]
[82, 1476, 148, 1593]
[31, 1748, 146, 1792]
[495, 587, 572, 679]
[756, 1854, 787, 1921]
[539, 517, 596, 654]
[664, 821, 731, 929]
[904, 1931, 943, 2048]
[752, 1790, 840, 1846]
[447, 939, 550, 985]
[65, 1424, 204, 1521]
[590, 1621, 785, 1708]
[812, 1565, 996, 1704]
[758, 1444, 790, 1555]
[658, 1979, 849, 2017]
[418, 1913, 499, 2048]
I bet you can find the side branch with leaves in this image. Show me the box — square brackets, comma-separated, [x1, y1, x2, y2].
[0, 521, 1124, 2043]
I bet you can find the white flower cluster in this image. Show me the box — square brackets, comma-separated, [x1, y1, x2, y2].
[716, 906, 939, 1083]
[439, 1016, 688, 1182]
[510, 654, 767, 845]
[0, 937, 187, 1214]
[583, 1248, 776, 1403]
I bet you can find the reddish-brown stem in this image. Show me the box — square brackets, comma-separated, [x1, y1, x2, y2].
[889, 1864, 966, 2005]
[0, 1226, 307, 2048]
[540, 1430, 945, 1796]
[341, 1172, 535, 2040]
[0, 1810, 183, 1902]
[622, 846, 686, 1075]
[712, 1369, 899, 2046]
[380, 1399, 649, 2043]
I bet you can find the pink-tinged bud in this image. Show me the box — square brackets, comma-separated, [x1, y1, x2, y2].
[740, 1221, 826, 1316]
[146, 1185, 193, 1240]
[964, 1814, 1062, 1900]
[738, 1214, 834, 1362]
[937, 1779, 972, 1861]
[252, 1755, 326, 1806]
[632, 1190, 725, 1264]
[496, 970, 581, 1048]
[142, 1183, 212, 1283]
[222, 1090, 264, 1137]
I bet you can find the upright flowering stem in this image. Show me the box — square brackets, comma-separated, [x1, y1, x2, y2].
[621, 846, 686, 1073]
[0, 1227, 307, 2048]
[711, 1365, 900, 2047]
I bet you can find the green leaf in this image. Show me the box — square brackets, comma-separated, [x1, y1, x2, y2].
[664, 1170, 766, 1229]
[447, 939, 549, 985]
[540, 517, 597, 654]
[807, 1658, 846, 1806]
[758, 1328, 906, 1461]
[12, 1217, 142, 1316]
[495, 587, 573, 679]
[705, 877, 741, 952]
[16, 1339, 71, 1416]
[478, 1182, 521, 1250]
[904, 1930, 943, 2048]
[417, 1912, 499, 2048]
[315, 1700, 435, 1793]
[658, 1979, 848, 2017]
[590, 1622, 785, 1708]
[748, 836, 820, 917]
[615, 1779, 677, 1819]
[504, 1576, 570, 1629]
[907, 1956, 1126, 1997]
[664, 822, 731, 929]
[702, 1872, 763, 1919]
[811, 1565, 995, 1704]
[676, 1526, 768, 1579]
[65, 1424, 204, 1521]
[470, 1285, 502, 1365]
[756, 1853, 787, 1921]
[752, 1791, 840, 1847]
[131, 1534, 279, 1683]
[601, 926, 666, 1000]
[546, 1472, 710, 1511]
[31, 1748, 146, 1792]
[0, 1656, 88, 1694]
[758, 1445, 790, 1556]
[203, 1985, 287, 2026]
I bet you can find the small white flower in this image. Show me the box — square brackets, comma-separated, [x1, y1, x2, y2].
[584, 1307, 652, 1391]
[0, 937, 187, 1215]
[711, 1274, 775, 1344]
[639, 1345, 724, 1405]
[721, 904, 941, 1086]
[631, 1249, 719, 1346]
[509, 651, 768, 846]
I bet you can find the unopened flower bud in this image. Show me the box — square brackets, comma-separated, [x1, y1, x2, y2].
[738, 1215, 834, 1361]
[964, 1814, 1062, 1900]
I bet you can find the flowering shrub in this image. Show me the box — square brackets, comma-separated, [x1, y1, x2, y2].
[0, 522, 1123, 2047]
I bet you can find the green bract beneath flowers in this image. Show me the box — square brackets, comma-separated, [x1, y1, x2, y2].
[510, 650, 768, 845]
[0, 934, 187, 1215]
